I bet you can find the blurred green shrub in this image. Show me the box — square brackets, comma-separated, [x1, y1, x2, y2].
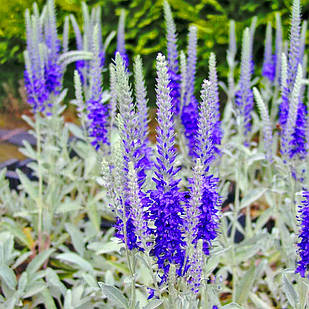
[0, 0, 309, 108]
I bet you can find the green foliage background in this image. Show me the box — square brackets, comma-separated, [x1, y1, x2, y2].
[0, 0, 308, 107]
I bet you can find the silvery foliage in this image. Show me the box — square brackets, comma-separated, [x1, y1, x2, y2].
[1, 0, 309, 308]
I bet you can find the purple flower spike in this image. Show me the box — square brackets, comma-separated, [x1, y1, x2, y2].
[262, 22, 276, 82]
[263, 54, 276, 83]
[127, 162, 149, 250]
[133, 55, 153, 181]
[196, 175, 220, 255]
[287, 0, 307, 159]
[288, 0, 301, 88]
[275, 13, 283, 85]
[187, 240, 204, 293]
[185, 159, 219, 256]
[114, 53, 148, 185]
[113, 53, 152, 250]
[209, 53, 222, 151]
[182, 25, 199, 156]
[71, 5, 105, 85]
[279, 0, 307, 160]
[168, 69, 181, 114]
[87, 26, 109, 150]
[115, 9, 129, 69]
[44, 52, 62, 95]
[235, 28, 254, 139]
[70, 14, 86, 83]
[192, 80, 220, 253]
[163, 0, 178, 74]
[44, 0, 62, 96]
[184, 82, 221, 291]
[289, 100, 307, 159]
[279, 54, 289, 127]
[182, 96, 199, 157]
[295, 191, 309, 279]
[280, 64, 307, 160]
[24, 66, 49, 113]
[164, 0, 181, 114]
[148, 53, 185, 281]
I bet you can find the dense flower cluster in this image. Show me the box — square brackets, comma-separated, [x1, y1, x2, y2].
[87, 94, 109, 150]
[195, 175, 220, 255]
[44, 56, 62, 96]
[279, 0, 307, 159]
[148, 185, 186, 279]
[24, 69, 49, 113]
[289, 101, 307, 159]
[24, 0, 63, 113]
[168, 69, 181, 114]
[185, 165, 220, 255]
[147, 53, 186, 280]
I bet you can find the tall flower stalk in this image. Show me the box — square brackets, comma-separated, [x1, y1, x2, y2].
[209, 53, 222, 151]
[183, 80, 220, 293]
[275, 13, 283, 86]
[253, 87, 273, 163]
[133, 55, 153, 179]
[70, 4, 106, 85]
[148, 53, 186, 281]
[181, 26, 199, 156]
[116, 9, 129, 69]
[113, 53, 141, 250]
[86, 25, 109, 150]
[235, 27, 254, 142]
[279, 0, 307, 160]
[163, 0, 181, 114]
[262, 22, 276, 82]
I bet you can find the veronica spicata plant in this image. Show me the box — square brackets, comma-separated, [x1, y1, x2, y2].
[3, 0, 309, 308]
